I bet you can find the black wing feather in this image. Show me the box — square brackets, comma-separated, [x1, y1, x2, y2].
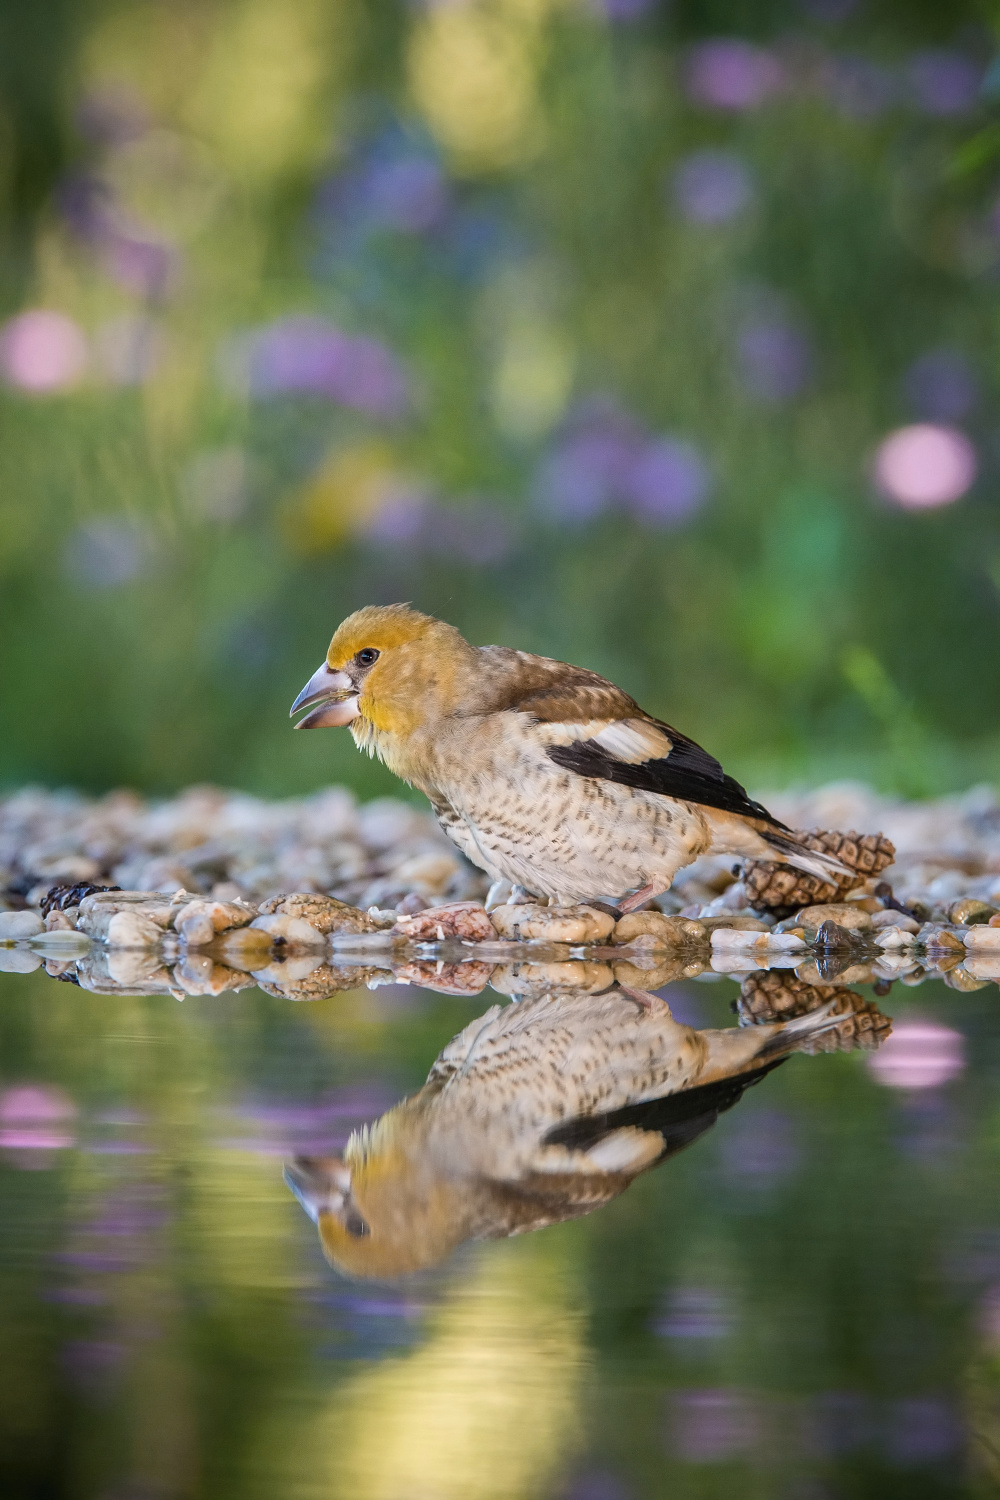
[547, 730, 787, 830]
[541, 1059, 785, 1162]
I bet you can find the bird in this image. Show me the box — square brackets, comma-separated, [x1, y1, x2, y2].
[290, 604, 848, 911]
[284, 984, 846, 1278]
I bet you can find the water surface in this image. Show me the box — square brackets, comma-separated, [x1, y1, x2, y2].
[0, 957, 997, 1498]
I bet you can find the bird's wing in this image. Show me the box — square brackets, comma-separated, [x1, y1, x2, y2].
[480, 650, 785, 829]
[427, 794, 489, 873]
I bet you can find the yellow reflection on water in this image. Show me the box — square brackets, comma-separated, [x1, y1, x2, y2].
[300, 1239, 585, 1500]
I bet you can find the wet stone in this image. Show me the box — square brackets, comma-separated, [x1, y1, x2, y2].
[256, 893, 377, 935]
[612, 912, 708, 949]
[174, 898, 256, 947]
[0, 909, 44, 939]
[391, 903, 497, 943]
[948, 898, 997, 926]
[490, 904, 616, 945]
[490, 960, 616, 999]
[793, 903, 874, 935]
[249, 914, 327, 948]
[964, 925, 1000, 950]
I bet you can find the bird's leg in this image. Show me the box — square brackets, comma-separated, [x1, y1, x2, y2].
[616, 882, 664, 915]
[618, 984, 672, 1016]
[508, 884, 545, 906]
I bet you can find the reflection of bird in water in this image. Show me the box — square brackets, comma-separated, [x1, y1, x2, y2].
[286, 985, 859, 1279]
[290, 605, 849, 911]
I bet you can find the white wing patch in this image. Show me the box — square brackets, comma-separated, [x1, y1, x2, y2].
[538, 718, 671, 763]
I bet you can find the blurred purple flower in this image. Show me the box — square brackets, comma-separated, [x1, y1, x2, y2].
[537, 402, 711, 528]
[804, 1391, 877, 1457]
[902, 349, 978, 422]
[364, 157, 448, 234]
[243, 317, 409, 418]
[670, 1389, 761, 1462]
[103, 234, 175, 299]
[671, 150, 754, 225]
[65, 518, 155, 589]
[687, 40, 784, 111]
[362, 492, 515, 565]
[909, 51, 982, 116]
[61, 1338, 127, 1392]
[624, 438, 712, 525]
[884, 1398, 961, 1466]
[826, 55, 899, 120]
[736, 316, 813, 402]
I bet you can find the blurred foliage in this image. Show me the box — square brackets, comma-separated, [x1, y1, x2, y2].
[0, 0, 999, 800]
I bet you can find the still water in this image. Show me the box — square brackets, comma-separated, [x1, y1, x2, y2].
[0, 954, 998, 1499]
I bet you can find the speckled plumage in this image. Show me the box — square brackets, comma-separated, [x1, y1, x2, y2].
[285, 986, 844, 1277]
[291, 605, 847, 906]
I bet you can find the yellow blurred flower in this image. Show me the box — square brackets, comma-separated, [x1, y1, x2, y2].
[283, 443, 410, 553]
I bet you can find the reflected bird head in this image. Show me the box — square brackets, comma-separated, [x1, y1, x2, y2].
[285, 1112, 469, 1279]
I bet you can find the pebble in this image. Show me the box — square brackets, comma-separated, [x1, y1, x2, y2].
[490, 961, 616, 998]
[0, 946, 42, 972]
[249, 914, 327, 948]
[949, 898, 997, 926]
[612, 912, 708, 949]
[490, 904, 616, 945]
[256, 893, 378, 935]
[392, 903, 497, 942]
[871, 909, 919, 933]
[793, 903, 873, 935]
[963, 926, 1000, 950]
[173, 898, 255, 947]
[710, 928, 806, 952]
[875, 927, 918, 949]
[0, 909, 44, 939]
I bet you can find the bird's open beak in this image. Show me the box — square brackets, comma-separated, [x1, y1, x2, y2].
[289, 663, 359, 729]
[284, 1155, 351, 1223]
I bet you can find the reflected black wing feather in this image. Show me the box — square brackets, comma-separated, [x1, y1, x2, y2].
[541, 1060, 785, 1162]
[547, 729, 786, 830]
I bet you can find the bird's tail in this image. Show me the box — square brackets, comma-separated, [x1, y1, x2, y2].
[697, 998, 844, 1084]
[756, 827, 853, 883]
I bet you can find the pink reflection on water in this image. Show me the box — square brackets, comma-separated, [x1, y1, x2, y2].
[873, 424, 977, 509]
[868, 1021, 965, 1090]
[0, 1084, 77, 1164]
[686, 40, 784, 111]
[0, 310, 88, 392]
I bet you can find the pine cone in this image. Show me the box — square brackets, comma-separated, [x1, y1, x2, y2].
[737, 970, 891, 1053]
[743, 829, 896, 916]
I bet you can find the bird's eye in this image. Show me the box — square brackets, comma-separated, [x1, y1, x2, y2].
[343, 1208, 370, 1238]
[356, 648, 379, 668]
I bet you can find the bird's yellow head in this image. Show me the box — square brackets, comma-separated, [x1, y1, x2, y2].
[290, 604, 476, 747]
[284, 1110, 470, 1279]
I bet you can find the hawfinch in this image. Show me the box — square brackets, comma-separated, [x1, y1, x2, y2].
[291, 604, 846, 910]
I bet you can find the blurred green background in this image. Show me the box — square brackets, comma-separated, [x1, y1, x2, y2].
[0, 0, 998, 803]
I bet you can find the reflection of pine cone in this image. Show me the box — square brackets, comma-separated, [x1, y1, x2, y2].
[743, 830, 896, 916]
[737, 970, 891, 1053]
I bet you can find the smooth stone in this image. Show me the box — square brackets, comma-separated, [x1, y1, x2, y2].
[871, 909, 919, 933]
[964, 926, 1000, 950]
[105, 911, 169, 949]
[875, 927, 918, 949]
[944, 966, 991, 992]
[963, 954, 1000, 981]
[173, 899, 255, 947]
[249, 914, 327, 948]
[612, 912, 707, 948]
[0, 910, 44, 939]
[918, 924, 966, 951]
[612, 956, 701, 989]
[489, 961, 615, 997]
[794, 903, 873, 933]
[698, 914, 770, 933]
[172, 954, 251, 996]
[491, 904, 616, 945]
[0, 947, 42, 972]
[30, 929, 91, 953]
[392, 903, 497, 942]
[949, 898, 997, 926]
[215, 926, 275, 964]
[257, 893, 377, 935]
[106, 949, 173, 986]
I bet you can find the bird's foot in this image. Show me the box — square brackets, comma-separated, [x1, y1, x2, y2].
[618, 984, 672, 1016]
[616, 883, 664, 915]
[508, 884, 546, 906]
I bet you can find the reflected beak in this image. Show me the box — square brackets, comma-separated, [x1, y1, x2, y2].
[284, 1155, 351, 1224]
[289, 663, 359, 729]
